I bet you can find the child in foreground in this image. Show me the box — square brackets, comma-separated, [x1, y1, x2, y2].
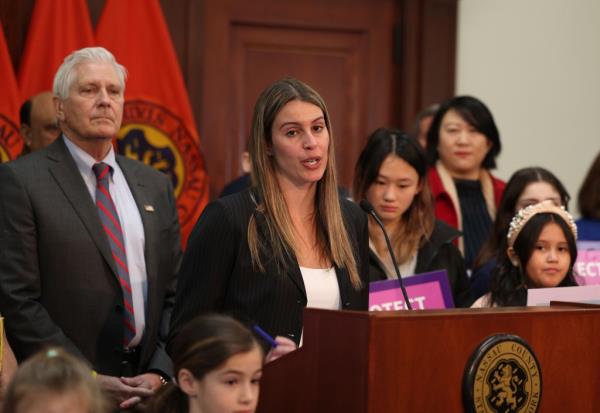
[1, 348, 106, 413]
[149, 314, 264, 413]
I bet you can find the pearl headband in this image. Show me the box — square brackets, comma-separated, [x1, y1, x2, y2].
[507, 200, 577, 248]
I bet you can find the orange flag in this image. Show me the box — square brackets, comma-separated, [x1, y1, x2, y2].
[0, 22, 22, 161]
[18, 0, 94, 100]
[96, 0, 209, 246]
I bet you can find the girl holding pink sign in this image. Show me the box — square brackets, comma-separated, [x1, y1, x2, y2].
[353, 128, 471, 307]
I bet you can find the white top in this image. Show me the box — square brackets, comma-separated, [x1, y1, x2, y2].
[369, 239, 418, 279]
[64, 135, 147, 346]
[300, 266, 341, 310]
[299, 266, 340, 347]
[470, 293, 494, 308]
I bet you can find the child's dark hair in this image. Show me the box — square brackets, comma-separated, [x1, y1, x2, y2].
[578, 151, 600, 220]
[474, 167, 570, 269]
[490, 213, 578, 306]
[148, 314, 263, 413]
[1, 348, 106, 413]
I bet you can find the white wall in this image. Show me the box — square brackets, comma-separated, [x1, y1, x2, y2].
[456, 0, 600, 216]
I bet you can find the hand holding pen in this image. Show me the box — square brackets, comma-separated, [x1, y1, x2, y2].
[253, 325, 297, 363]
[253, 324, 278, 348]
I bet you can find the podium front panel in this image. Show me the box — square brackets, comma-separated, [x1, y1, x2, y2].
[258, 307, 600, 412]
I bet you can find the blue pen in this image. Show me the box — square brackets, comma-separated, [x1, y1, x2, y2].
[253, 324, 278, 348]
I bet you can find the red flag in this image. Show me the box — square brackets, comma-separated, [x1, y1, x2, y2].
[0, 22, 22, 161]
[18, 0, 94, 100]
[96, 0, 209, 247]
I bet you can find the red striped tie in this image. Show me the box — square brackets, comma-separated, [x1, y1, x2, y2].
[93, 162, 136, 346]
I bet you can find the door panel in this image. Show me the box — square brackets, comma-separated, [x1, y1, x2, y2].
[231, 23, 369, 190]
[0, 0, 458, 199]
[196, 0, 396, 196]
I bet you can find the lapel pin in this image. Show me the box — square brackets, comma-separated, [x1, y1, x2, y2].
[144, 205, 155, 213]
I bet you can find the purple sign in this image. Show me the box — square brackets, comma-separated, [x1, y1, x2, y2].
[368, 269, 454, 311]
[574, 241, 600, 286]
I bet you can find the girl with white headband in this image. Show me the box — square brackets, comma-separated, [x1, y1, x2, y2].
[471, 200, 578, 307]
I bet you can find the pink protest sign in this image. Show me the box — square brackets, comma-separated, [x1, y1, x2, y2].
[574, 241, 600, 286]
[368, 270, 454, 311]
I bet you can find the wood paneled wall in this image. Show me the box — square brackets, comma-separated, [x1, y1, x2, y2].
[0, 0, 457, 197]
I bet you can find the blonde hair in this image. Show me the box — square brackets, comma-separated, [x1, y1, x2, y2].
[2, 348, 106, 413]
[247, 78, 361, 289]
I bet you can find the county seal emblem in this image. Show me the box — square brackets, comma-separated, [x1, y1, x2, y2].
[0, 114, 22, 162]
[463, 334, 542, 413]
[117, 100, 208, 241]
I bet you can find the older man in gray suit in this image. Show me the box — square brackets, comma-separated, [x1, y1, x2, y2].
[0, 47, 182, 410]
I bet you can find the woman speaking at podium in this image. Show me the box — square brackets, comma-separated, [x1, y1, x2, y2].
[169, 78, 369, 359]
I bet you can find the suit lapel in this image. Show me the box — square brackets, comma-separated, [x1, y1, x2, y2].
[46, 138, 119, 278]
[286, 256, 307, 299]
[334, 264, 351, 305]
[253, 210, 307, 298]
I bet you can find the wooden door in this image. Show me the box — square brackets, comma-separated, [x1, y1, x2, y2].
[0, 0, 458, 199]
[190, 0, 397, 196]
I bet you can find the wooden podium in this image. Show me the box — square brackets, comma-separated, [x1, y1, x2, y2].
[257, 306, 600, 412]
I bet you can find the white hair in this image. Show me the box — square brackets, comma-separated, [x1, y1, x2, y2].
[52, 47, 127, 99]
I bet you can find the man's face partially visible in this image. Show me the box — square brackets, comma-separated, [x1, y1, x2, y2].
[56, 61, 124, 144]
[26, 92, 60, 151]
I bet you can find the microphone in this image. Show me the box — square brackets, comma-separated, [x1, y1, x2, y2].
[359, 199, 412, 310]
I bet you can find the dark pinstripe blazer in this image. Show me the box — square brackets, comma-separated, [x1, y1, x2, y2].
[168, 189, 369, 347]
[0, 137, 182, 376]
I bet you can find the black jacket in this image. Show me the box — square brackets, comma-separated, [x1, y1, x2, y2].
[169, 189, 369, 348]
[369, 219, 471, 307]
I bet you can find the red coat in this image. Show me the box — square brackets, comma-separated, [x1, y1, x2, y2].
[428, 166, 506, 232]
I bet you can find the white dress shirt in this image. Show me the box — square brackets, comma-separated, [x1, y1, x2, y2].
[298, 266, 341, 346]
[63, 135, 147, 347]
[300, 266, 341, 311]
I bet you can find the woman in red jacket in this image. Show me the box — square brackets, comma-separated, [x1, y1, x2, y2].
[426, 96, 505, 271]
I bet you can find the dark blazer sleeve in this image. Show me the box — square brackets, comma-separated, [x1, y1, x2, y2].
[167, 199, 238, 349]
[145, 174, 182, 376]
[341, 199, 370, 310]
[357, 206, 370, 307]
[0, 163, 85, 361]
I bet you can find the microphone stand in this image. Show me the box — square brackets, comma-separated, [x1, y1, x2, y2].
[360, 200, 412, 310]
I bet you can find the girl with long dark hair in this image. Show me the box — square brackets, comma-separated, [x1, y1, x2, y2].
[354, 128, 470, 306]
[470, 167, 570, 298]
[472, 201, 578, 307]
